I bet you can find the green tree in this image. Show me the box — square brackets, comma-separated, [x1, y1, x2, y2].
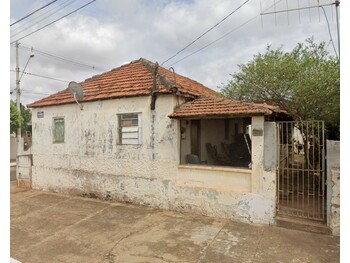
[10, 100, 23, 134]
[221, 39, 340, 140]
[20, 103, 32, 133]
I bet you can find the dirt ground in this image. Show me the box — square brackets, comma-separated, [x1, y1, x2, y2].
[10, 182, 340, 263]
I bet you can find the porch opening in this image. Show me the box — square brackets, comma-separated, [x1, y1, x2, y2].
[180, 118, 252, 169]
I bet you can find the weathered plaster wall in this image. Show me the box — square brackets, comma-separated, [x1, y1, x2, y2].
[17, 154, 32, 188]
[32, 95, 178, 179]
[177, 165, 251, 192]
[326, 140, 340, 236]
[31, 96, 277, 225]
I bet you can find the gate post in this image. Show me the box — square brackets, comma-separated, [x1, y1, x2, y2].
[251, 116, 265, 193]
[250, 116, 278, 224]
[263, 122, 278, 216]
[326, 140, 340, 236]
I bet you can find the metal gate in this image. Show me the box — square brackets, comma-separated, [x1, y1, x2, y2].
[277, 121, 326, 221]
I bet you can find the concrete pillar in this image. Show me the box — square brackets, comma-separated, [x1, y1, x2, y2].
[326, 140, 340, 236]
[251, 116, 265, 193]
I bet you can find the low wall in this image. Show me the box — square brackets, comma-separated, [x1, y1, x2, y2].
[32, 164, 276, 225]
[17, 154, 32, 188]
[177, 165, 251, 192]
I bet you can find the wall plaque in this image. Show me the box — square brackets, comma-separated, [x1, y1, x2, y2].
[252, 128, 263, 136]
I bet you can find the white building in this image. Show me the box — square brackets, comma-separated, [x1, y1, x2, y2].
[28, 58, 288, 224]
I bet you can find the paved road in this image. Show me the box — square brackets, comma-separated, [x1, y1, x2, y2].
[10, 182, 340, 263]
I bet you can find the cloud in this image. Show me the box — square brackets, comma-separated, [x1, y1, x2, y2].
[10, 0, 338, 105]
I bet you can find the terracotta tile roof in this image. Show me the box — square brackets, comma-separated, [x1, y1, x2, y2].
[169, 96, 287, 119]
[27, 58, 218, 108]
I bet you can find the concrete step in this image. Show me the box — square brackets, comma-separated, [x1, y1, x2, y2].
[276, 215, 330, 235]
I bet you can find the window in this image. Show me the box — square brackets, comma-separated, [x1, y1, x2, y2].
[118, 113, 142, 145]
[53, 117, 65, 143]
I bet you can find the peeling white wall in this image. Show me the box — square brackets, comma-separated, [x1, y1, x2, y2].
[31, 95, 277, 225]
[326, 140, 340, 236]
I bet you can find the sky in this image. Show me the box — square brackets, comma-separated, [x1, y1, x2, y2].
[9, 0, 340, 106]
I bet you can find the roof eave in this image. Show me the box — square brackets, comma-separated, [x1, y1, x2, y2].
[168, 112, 270, 119]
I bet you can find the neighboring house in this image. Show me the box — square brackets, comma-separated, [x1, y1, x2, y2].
[28, 58, 290, 224]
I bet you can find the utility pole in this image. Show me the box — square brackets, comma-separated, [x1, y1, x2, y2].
[15, 41, 21, 122]
[15, 42, 34, 186]
[15, 41, 21, 182]
[15, 41, 21, 186]
[335, 0, 340, 58]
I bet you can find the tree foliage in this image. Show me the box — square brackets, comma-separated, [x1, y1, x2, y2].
[20, 103, 32, 133]
[10, 100, 23, 134]
[10, 101, 32, 135]
[221, 39, 340, 139]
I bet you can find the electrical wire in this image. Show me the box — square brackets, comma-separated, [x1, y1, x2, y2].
[169, 17, 258, 66]
[161, 0, 250, 65]
[11, 0, 77, 33]
[10, 0, 97, 44]
[12, 43, 106, 71]
[22, 90, 52, 96]
[168, 0, 339, 66]
[11, 0, 78, 38]
[10, 69, 70, 83]
[169, 0, 283, 67]
[319, 5, 338, 59]
[10, 0, 58, 26]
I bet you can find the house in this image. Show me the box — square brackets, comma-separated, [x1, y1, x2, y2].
[28, 58, 291, 225]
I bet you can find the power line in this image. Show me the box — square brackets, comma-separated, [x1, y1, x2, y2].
[319, 5, 338, 59]
[22, 90, 53, 96]
[10, 69, 70, 83]
[10, 0, 58, 27]
[169, 17, 258, 67]
[161, 0, 251, 65]
[11, 0, 77, 33]
[10, 0, 97, 44]
[11, 0, 78, 38]
[12, 43, 106, 71]
[169, 0, 283, 66]
[170, 0, 339, 66]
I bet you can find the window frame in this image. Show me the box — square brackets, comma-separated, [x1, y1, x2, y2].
[117, 113, 142, 145]
[52, 117, 65, 143]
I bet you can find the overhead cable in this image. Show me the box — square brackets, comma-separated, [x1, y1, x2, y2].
[22, 90, 53, 96]
[10, 0, 58, 27]
[169, 0, 283, 66]
[161, 0, 250, 65]
[12, 43, 106, 71]
[11, 0, 78, 38]
[10, 69, 70, 83]
[10, 0, 97, 44]
[319, 5, 338, 59]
